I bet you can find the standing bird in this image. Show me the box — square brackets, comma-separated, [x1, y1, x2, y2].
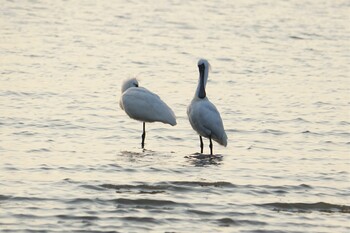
[119, 78, 177, 148]
[187, 59, 227, 155]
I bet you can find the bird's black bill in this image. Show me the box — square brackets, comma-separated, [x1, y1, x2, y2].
[198, 64, 206, 99]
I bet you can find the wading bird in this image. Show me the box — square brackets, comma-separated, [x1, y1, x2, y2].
[187, 59, 227, 155]
[119, 78, 176, 148]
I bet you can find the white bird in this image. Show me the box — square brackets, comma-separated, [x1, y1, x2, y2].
[119, 78, 177, 148]
[187, 59, 227, 155]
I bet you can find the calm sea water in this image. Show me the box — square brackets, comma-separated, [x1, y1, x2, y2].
[1, 0, 349, 232]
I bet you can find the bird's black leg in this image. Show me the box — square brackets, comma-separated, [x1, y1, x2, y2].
[209, 135, 213, 155]
[141, 122, 146, 149]
[199, 136, 204, 154]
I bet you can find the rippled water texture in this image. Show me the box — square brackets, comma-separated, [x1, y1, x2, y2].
[1, 0, 349, 232]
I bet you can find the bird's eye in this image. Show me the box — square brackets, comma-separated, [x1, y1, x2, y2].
[134, 83, 138, 87]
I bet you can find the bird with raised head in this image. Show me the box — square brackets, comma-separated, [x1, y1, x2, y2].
[187, 59, 227, 155]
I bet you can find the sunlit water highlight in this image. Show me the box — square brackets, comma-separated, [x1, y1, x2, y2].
[1, 0, 349, 232]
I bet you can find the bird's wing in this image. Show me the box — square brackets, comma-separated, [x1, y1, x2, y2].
[197, 100, 227, 145]
[121, 87, 176, 125]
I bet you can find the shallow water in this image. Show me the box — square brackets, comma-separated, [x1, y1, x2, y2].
[1, 0, 349, 232]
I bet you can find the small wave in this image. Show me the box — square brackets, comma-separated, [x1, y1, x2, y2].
[38, 164, 54, 170]
[3, 165, 18, 171]
[101, 182, 311, 197]
[121, 216, 158, 223]
[101, 181, 235, 194]
[5, 195, 56, 202]
[217, 217, 267, 227]
[12, 214, 41, 219]
[226, 128, 251, 134]
[330, 131, 350, 137]
[313, 101, 332, 106]
[170, 181, 235, 188]
[260, 184, 312, 191]
[289, 35, 304, 40]
[80, 184, 107, 191]
[301, 32, 325, 39]
[101, 183, 172, 194]
[261, 129, 288, 136]
[247, 184, 312, 195]
[248, 230, 287, 233]
[290, 117, 310, 123]
[101, 183, 171, 191]
[0, 194, 11, 201]
[0, 90, 59, 99]
[12, 130, 37, 136]
[301, 130, 321, 135]
[112, 198, 190, 207]
[187, 209, 215, 216]
[339, 121, 350, 125]
[216, 57, 234, 62]
[66, 198, 97, 204]
[56, 214, 99, 220]
[247, 145, 279, 151]
[259, 202, 350, 213]
[26, 148, 51, 153]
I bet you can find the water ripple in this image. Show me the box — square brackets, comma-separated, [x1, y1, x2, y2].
[1, 0, 349, 232]
[112, 198, 190, 207]
[260, 202, 350, 213]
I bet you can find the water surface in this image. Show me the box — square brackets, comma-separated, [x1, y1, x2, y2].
[1, 0, 349, 232]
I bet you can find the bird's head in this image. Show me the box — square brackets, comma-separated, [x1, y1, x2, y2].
[197, 59, 211, 71]
[121, 78, 139, 93]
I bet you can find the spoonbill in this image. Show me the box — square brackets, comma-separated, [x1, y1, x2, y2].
[119, 78, 176, 148]
[187, 59, 227, 155]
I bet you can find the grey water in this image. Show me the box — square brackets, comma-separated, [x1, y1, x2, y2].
[1, 0, 349, 232]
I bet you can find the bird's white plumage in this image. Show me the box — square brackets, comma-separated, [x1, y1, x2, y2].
[120, 78, 176, 126]
[188, 99, 227, 146]
[187, 59, 227, 146]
